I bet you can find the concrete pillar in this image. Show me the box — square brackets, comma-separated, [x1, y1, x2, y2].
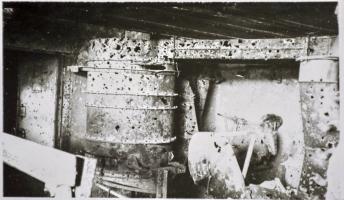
[298, 57, 339, 199]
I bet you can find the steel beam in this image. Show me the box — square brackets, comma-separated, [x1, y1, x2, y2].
[173, 36, 337, 60]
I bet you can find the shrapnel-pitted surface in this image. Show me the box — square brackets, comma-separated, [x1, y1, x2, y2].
[78, 37, 174, 65]
[86, 70, 177, 96]
[86, 107, 176, 144]
[298, 58, 339, 199]
[75, 36, 179, 194]
[78, 36, 337, 64]
[173, 36, 336, 60]
[84, 63, 178, 144]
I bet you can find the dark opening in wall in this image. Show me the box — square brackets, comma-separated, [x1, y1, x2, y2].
[3, 50, 19, 135]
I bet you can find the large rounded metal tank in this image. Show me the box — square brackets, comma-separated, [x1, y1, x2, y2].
[77, 36, 177, 176]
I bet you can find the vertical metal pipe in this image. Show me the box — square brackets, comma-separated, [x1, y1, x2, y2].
[298, 57, 339, 199]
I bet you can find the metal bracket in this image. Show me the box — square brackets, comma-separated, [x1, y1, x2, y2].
[66, 65, 81, 73]
[18, 104, 26, 118]
[17, 128, 26, 138]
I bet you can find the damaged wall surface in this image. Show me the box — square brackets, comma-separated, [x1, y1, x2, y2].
[17, 54, 60, 147]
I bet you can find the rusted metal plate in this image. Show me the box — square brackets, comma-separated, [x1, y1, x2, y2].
[86, 107, 175, 144]
[86, 71, 176, 96]
[87, 93, 176, 109]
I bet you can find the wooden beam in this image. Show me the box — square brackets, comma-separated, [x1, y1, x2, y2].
[95, 183, 128, 198]
[75, 155, 97, 198]
[108, 15, 237, 39]
[109, 7, 283, 38]
[219, 3, 337, 35]
[152, 7, 291, 38]
[1, 133, 77, 186]
[155, 169, 168, 198]
[167, 6, 295, 35]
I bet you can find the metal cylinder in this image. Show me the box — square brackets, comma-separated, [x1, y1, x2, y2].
[83, 65, 177, 170]
[84, 63, 178, 145]
[298, 57, 339, 199]
[77, 37, 177, 195]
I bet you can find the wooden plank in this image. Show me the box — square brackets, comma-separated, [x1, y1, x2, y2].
[98, 176, 156, 192]
[101, 180, 156, 194]
[95, 183, 128, 198]
[1, 133, 77, 186]
[241, 136, 256, 178]
[155, 169, 168, 198]
[75, 156, 97, 198]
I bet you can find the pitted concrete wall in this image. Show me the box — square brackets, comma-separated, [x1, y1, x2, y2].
[17, 54, 60, 147]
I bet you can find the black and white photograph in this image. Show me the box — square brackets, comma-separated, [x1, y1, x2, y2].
[1, 1, 344, 199]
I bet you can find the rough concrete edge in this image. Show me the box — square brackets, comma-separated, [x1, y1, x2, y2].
[326, 3, 344, 200]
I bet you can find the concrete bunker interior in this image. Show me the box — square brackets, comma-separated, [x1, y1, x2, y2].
[2, 2, 340, 199]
